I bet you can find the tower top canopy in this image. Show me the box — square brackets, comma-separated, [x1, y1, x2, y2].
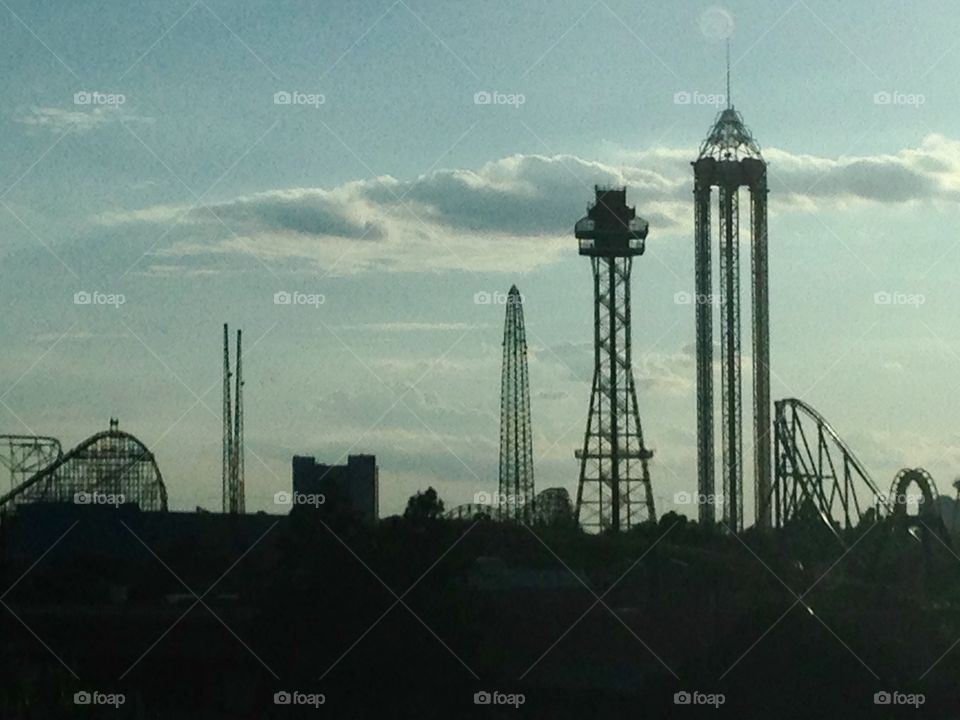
[575, 186, 648, 256]
[698, 106, 763, 161]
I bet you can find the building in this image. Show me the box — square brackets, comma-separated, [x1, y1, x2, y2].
[291, 454, 378, 524]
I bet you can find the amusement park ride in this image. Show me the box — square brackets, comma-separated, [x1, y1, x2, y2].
[0, 99, 949, 543]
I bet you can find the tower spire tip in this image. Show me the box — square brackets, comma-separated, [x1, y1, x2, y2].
[725, 38, 731, 109]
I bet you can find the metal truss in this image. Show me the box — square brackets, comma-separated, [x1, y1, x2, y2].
[0, 421, 167, 512]
[772, 398, 888, 542]
[574, 188, 656, 532]
[693, 105, 770, 531]
[498, 285, 535, 522]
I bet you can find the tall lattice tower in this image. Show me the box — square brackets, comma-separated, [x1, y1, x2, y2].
[222, 324, 245, 514]
[222, 324, 232, 514]
[574, 187, 656, 532]
[693, 102, 770, 532]
[498, 285, 535, 521]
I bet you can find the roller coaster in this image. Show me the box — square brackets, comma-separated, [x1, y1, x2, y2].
[0, 420, 167, 512]
[769, 398, 944, 543]
[446, 487, 573, 524]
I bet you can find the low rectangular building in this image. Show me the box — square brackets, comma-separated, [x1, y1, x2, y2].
[291, 454, 378, 523]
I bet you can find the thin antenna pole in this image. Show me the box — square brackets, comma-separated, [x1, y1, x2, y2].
[726, 38, 731, 108]
[222, 323, 232, 514]
[234, 329, 244, 514]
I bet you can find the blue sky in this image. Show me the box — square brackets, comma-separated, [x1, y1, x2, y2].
[3, 0, 960, 520]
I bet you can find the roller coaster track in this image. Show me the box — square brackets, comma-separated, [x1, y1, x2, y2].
[771, 398, 891, 541]
[888, 467, 939, 520]
[0, 435, 61, 494]
[0, 426, 167, 512]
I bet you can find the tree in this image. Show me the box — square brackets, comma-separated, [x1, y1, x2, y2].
[404, 487, 445, 523]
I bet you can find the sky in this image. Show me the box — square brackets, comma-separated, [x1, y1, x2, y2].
[3, 0, 960, 521]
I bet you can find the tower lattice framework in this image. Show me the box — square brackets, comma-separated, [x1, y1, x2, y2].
[693, 105, 770, 532]
[223, 324, 245, 514]
[498, 285, 535, 521]
[574, 187, 656, 532]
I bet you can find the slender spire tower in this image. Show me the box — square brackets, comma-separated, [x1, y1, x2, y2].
[574, 187, 656, 532]
[232, 329, 245, 514]
[222, 324, 233, 514]
[222, 324, 246, 514]
[498, 286, 535, 521]
[693, 91, 771, 531]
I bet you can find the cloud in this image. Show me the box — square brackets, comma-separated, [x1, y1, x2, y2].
[360, 153, 687, 235]
[89, 135, 960, 275]
[333, 322, 479, 332]
[622, 134, 960, 208]
[16, 105, 153, 134]
[32, 330, 127, 343]
[763, 136, 960, 205]
[535, 390, 569, 401]
[207, 191, 385, 240]
[100, 185, 383, 239]
[634, 350, 696, 396]
[536, 340, 695, 397]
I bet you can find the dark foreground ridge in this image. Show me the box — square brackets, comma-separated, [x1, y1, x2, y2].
[2, 502, 958, 718]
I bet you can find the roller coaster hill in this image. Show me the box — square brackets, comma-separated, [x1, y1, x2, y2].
[0, 419, 167, 513]
[765, 397, 954, 548]
[0, 420, 280, 564]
